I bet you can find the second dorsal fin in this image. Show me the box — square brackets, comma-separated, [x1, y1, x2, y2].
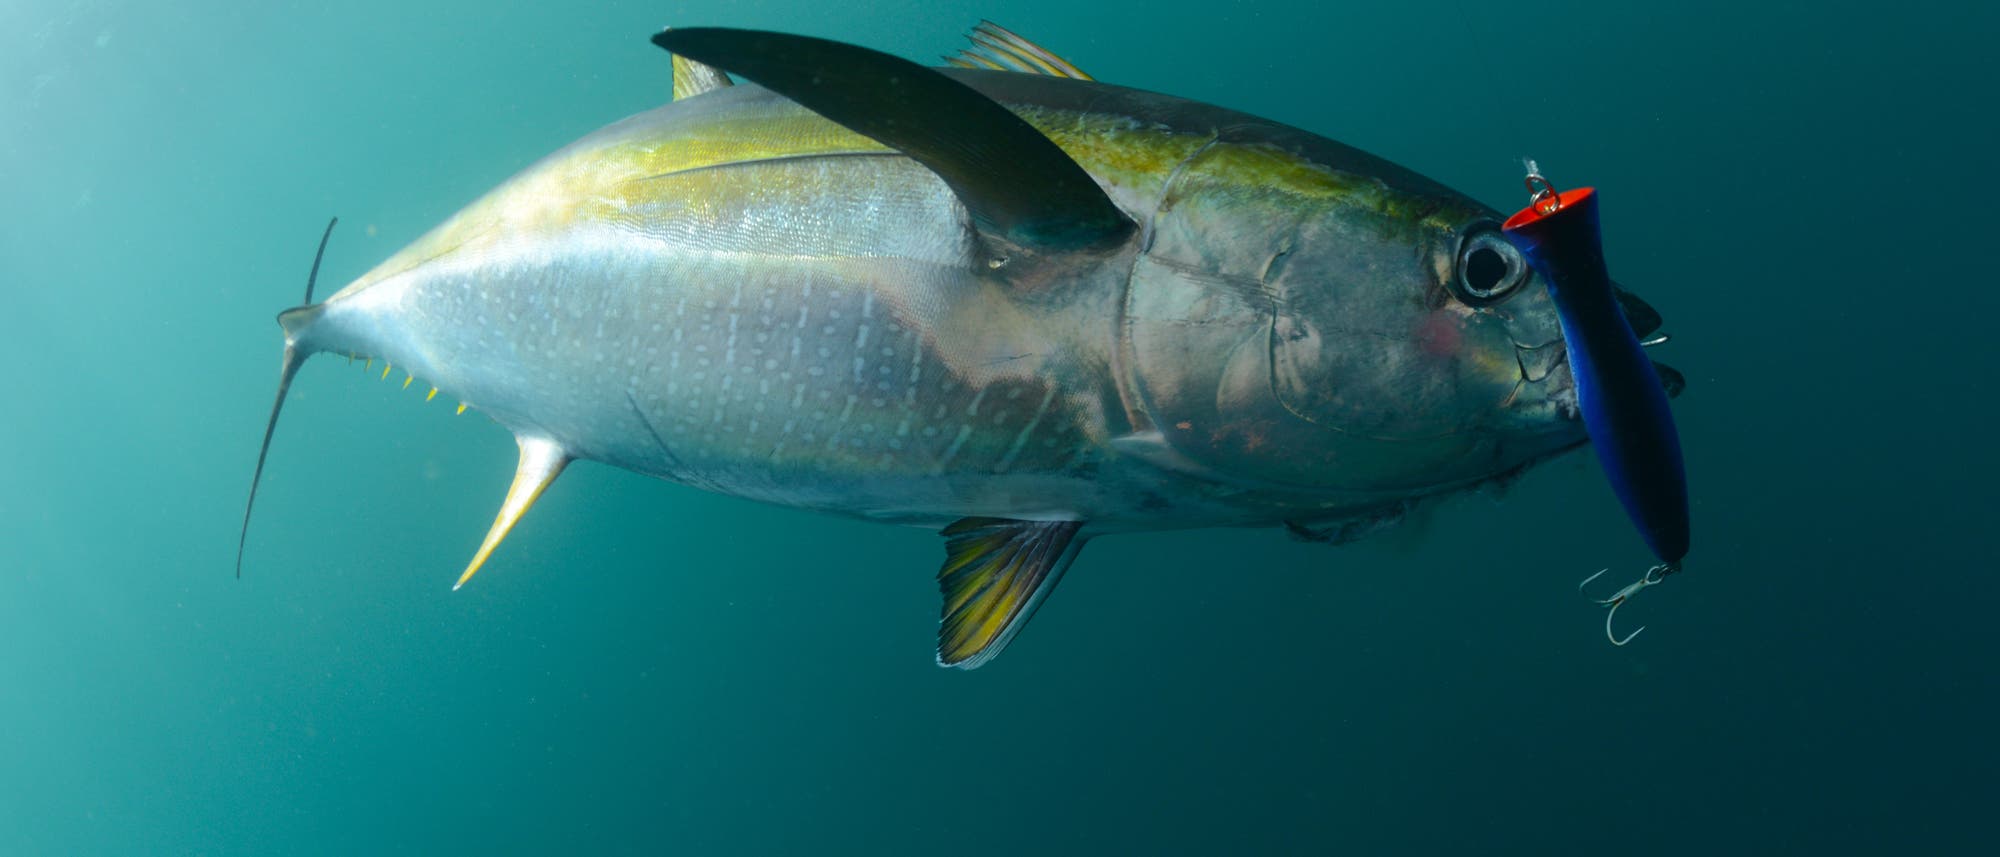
[945, 21, 1094, 80]
[671, 53, 733, 100]
[651, 27, 1132, 251]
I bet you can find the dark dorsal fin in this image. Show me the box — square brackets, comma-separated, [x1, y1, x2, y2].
[650, 28, 1132, 251]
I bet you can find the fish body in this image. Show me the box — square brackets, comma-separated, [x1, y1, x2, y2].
[250, 26, 1651, 667]
[303, 73, 1575, 525]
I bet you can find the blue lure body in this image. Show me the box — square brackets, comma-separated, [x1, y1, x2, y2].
[1504, 187, 1688, 566]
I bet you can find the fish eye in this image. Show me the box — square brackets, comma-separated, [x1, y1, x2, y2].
[1451, 224, 1528, 306]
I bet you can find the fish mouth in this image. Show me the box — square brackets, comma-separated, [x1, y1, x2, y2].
[1515, 337, 1570, 386]
[1507, 322, 1684, 423]
[1510, 340, 1683, 408]
[1507, 338, 1580, 425]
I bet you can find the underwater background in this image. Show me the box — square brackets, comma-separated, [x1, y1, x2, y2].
[2, 0, 1992, 853]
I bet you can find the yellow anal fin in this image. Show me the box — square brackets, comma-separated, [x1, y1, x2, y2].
[454, 435, 570, 590]
[947, 21, 1093, 80]
[670, 45, 734, 100]
[936, 517, 1086, 669]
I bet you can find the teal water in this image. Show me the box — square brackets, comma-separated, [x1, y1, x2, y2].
[3, 0, 1991, 853]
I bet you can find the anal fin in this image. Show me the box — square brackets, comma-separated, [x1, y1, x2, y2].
[454, 435, 569, 590]
[936, 517, 1086, 669]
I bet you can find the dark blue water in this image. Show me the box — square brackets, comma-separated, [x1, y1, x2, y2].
[3, 1, 1991, 853]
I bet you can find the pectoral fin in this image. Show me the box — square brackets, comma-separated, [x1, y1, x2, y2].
[935, 517, 1085, 669]
[454, 435, 569, 590]
[649, 28, 1132, 250]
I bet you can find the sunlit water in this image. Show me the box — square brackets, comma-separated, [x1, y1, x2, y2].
[1, 1, 1990, 853]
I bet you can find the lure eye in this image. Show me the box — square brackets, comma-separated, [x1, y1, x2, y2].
[1451, 224, 1529, 306]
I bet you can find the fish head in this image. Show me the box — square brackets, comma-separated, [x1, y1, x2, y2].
[1123, 151, 1609, 500]
[1256, 201, 1587, 492]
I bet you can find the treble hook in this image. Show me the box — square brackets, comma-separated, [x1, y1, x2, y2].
[1578, 563, 1678, 645]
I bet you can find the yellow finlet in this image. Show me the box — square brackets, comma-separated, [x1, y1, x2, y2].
[427, 387, 439, 402]
[381, 363, 392, 380]
[456, 403, 468, 415]
[454, 435, 570, 590]
[402, 374, 414, 390]
[364, 358, 373, 371]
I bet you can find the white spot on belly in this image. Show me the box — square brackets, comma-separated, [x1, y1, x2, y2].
[996, 387, 1058, 472]
[934, 425, 974, 475]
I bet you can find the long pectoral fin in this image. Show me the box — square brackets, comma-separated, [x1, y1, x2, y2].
[935, 517, 1086, 669]
[649, 28, 1133, 251]
[454, 435, 570, 590]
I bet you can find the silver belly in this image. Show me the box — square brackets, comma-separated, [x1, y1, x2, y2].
[362, 157, 1127, 522]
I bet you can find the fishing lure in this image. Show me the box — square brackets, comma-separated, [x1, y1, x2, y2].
[1502, 165, 1689, 645]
